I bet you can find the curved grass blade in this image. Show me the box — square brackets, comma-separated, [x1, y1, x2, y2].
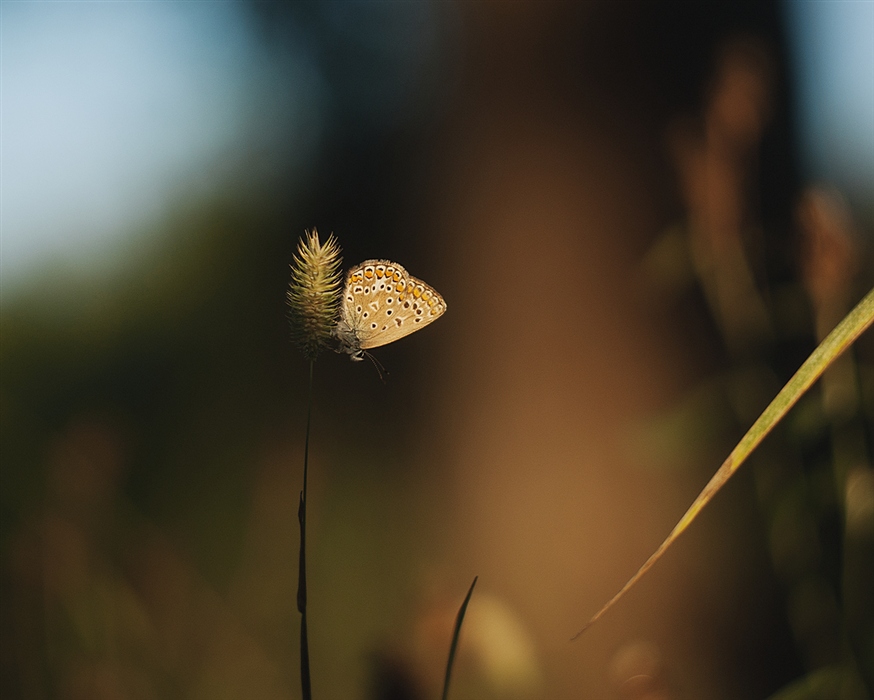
[572, 286, 874, 640]
[442, 576, 478, 700]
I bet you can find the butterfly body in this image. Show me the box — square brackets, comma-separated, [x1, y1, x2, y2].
[335, 259, 447, 360]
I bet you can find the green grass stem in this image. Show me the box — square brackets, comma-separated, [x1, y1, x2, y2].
[573, 286, 874, 639]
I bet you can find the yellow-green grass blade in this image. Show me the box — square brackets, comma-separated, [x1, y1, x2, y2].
[573, 286, 874, 640]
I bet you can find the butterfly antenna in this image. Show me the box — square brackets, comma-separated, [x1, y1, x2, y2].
[364, 351, 389, 383]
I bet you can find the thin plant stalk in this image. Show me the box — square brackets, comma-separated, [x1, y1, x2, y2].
[441, 576, 478, 700]
[298, 359, 314, 700]
[287, 230, 342, 698]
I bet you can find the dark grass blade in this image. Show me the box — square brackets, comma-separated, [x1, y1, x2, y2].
[297, 360, 314, 700]
[441, 576, 478, 700]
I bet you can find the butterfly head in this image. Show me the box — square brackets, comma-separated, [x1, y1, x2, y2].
[333, 319, 366, 360]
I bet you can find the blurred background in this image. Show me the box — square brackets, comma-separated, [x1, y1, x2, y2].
[2, 1, 873, 699]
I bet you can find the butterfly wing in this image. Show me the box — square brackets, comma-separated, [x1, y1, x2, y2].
[337, 259, 447, 354]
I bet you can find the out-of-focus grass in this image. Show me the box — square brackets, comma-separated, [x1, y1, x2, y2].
[0, 193, 444, 699]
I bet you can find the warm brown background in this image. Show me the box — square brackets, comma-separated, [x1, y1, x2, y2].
[3, 2, 872, 699]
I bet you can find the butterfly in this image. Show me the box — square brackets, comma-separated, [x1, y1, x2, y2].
[335, 259, 447, 360]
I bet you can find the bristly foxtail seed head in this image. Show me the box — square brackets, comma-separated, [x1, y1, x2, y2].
[287, 229, 343, 360]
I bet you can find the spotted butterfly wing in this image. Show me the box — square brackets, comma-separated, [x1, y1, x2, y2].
[335, 259, 447, 360]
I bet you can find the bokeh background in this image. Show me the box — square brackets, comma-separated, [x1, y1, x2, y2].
[2, 2, 873, 699]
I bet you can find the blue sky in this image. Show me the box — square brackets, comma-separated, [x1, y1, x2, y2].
[785, 0, 874, 203]
[0, 1, 319, 291]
